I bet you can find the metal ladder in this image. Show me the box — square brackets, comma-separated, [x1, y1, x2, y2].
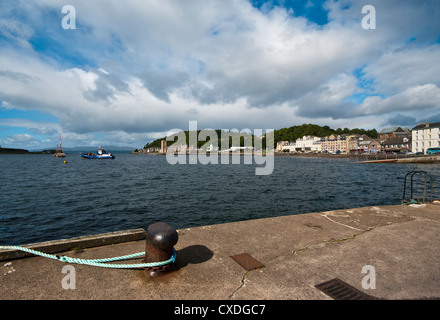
[402, 171, 434, 204]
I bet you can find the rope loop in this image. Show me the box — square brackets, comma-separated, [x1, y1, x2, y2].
[0, 245, 176, 269]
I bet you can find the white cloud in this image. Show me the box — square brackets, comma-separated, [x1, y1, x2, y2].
[360, 84, 440, 116]
[361, 45, 440, 96]
[3, 133, 40, 147]
[0, 118, 60, 135]
[1, 0, 440, 149]
[0, 18, 34, 48]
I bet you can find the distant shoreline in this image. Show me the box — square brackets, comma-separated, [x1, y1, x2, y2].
[273, 152, 422, 160]
[0, 148, 133, 155]
[3, 148, 428, 161]
[0, 147, 52, 155]
[130, 150, 424, 161]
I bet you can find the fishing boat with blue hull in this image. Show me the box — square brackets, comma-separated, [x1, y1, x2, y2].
[81, 146, 115, 159]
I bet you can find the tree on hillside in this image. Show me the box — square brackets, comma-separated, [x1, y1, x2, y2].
[271, 124, 378, 145]
[144, 124, 378, 149]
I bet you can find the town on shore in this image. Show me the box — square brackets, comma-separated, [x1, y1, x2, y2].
[276, 122, 438, 156]
[2, 121, 439, 157]
[135, 121, 440, 157]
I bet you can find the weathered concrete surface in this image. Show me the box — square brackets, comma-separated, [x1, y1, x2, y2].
[397, 155, 440, 163]
[1, 204, 439, 300]
[0, 229, 146, 261]
[357, 155, 440, 163]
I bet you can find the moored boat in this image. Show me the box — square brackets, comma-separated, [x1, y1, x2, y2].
[54, 134, 66, 158]
[81, 146, 115, 159]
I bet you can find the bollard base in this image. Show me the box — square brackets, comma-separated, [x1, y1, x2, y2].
[144, 263, 178, 278]
[143, 221, 179, 278]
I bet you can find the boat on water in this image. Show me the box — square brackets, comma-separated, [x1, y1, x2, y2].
[54, 134, 66, 158]
[81, 146, 115, 159]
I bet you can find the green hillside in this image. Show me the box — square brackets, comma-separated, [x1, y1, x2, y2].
[273, 123, 378, 144]
[144, 129, 259, 150]
[144, 124, 378, 149]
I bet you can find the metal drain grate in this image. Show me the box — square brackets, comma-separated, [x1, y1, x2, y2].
[315, 278, 377, 300]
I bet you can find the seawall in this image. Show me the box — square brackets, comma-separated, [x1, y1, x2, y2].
[1, 203, 439, 300]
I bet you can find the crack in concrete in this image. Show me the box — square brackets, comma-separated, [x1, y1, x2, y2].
[264, 223, 379, 265]
[228, 215, 419, 299]
[320, 214, 363, 231]
[228, 222, 382, 298]
[229, 272, 248, 299]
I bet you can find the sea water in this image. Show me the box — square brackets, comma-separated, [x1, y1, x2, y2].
[1, 154, 439, 245]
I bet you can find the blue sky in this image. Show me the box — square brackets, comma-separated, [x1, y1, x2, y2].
[1, 0, 440, 150]
[251, 0, 329, 24]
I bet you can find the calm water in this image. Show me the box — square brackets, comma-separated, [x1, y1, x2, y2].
[1, 154, 439, 245]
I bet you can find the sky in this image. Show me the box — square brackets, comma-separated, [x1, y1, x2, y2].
[1, 0, 440, 150]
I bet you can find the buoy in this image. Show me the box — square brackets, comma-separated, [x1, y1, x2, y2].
[64, 161, 68, 164]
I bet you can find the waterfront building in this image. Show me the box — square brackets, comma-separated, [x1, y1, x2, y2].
[378, 127, 411, 140]
[321, 134, 349, 154]
[276, 136, 321, 153]
[144, 147, 160, 153]
[160, 140, 167, 154]
[412, 122, 440, 154]
[347, 134, 378, 154]
[346, 134, 360, 153]
[367, 139, 382, 153]
[312, 137, 322, 153]
[278, 141, 296, 153]
[382, 137, 412, 154]
[294, 136, 321, 153]
[276, 141, 290, 152]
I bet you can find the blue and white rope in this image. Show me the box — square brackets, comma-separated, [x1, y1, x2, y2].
[0, 245, 176, 269]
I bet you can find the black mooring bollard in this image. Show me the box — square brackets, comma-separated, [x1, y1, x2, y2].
[144, 222, 178, 277]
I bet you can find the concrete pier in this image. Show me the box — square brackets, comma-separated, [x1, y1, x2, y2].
[357, 154, 440, 163]
[1, 203, 439, 300]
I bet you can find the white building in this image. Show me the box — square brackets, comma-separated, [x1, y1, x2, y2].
[294, 136, 321, 152]
[277, 136, 321, 153]
[277, 141, 296, 153]
[276, 141, 290, 152]
[412, 122, 440, 154]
